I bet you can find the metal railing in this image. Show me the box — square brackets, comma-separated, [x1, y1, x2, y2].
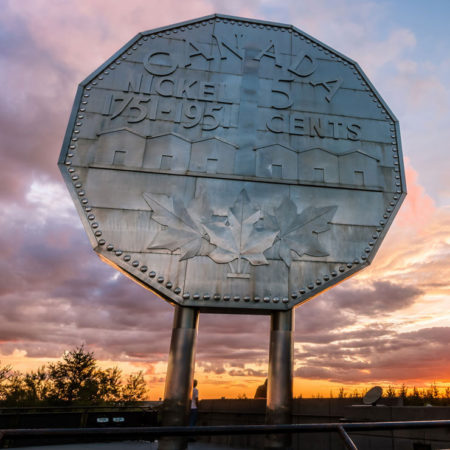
[1, 420, 450, 449]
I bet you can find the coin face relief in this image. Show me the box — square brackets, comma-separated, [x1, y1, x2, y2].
[59, 14, 406, 313]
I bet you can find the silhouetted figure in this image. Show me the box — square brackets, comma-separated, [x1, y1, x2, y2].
[189, 379, 199, 426]
[254, 379, 267, 399]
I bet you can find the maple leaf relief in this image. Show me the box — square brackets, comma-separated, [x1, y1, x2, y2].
[267, 197, 337, 267]
[202, 190, 279, 266]
[143, 190, 211, 261]
[144, 189, 337, 274]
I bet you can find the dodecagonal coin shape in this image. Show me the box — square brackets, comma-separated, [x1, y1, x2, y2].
[59, 14, 406, 313]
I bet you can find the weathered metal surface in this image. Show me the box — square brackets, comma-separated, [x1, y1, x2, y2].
[266, 310, 294, 449]
[59, 14, 406, 313]
[160, 306, 198, 450]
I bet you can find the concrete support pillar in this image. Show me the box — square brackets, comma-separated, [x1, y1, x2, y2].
[159, 305, 199, 450]
[265, 309, 294, 449]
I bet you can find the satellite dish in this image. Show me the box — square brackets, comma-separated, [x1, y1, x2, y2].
[363, 386, 383, 406]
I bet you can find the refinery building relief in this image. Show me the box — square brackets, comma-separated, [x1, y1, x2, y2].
[85, 126, 387, 190]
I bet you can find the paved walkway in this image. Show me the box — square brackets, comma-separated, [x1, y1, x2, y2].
[17, 441, 248, 450]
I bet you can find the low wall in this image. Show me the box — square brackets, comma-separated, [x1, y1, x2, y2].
[197, 399, 450, 450]
[0, 405, 159, 447]
[0, 401, 448, 449]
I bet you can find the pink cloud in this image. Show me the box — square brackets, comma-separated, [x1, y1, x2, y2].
[395, 160, 435, 230]
[5, 0, 215, 72]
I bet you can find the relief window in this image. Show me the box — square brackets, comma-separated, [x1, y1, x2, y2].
[272, 164, 282, 178]
[354, 170, 364, 185]
[206, 158, 218, 173]
[313, 168, 325, 182]
[113, 150, 126, 165]
[160, 155, 173, 170]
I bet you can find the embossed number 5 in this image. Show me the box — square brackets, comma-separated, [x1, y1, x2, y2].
[127, 97, 150, 123]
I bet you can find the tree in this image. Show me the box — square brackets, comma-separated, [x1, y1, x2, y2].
[97, 367, 122, 403]
[0, 347, 148, 406]
[385, 385, 396, 399]
[3, 371, 26, 404]
[349, 388, 361, 399]
[46, 346, 146, 404]
[411, 386, 421, 405]
[338, 387, 347, 398]
[47, 346, 101, 403]
[399, 384, 408, 401]
[120, 371, 147, 402]
[24, 367, 51, 403]
[0, 363, 12, 401]
[445, 387, 450, 402]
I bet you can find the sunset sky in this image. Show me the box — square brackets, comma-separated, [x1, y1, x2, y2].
[1, 0, 449, 400]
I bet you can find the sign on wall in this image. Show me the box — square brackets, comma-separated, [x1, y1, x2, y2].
[59, 14, 406, 313]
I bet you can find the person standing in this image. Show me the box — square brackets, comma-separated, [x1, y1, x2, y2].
[189, 379, 199, 426]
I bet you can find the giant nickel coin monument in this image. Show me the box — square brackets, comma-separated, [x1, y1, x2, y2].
[59, 14, 406, 445]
